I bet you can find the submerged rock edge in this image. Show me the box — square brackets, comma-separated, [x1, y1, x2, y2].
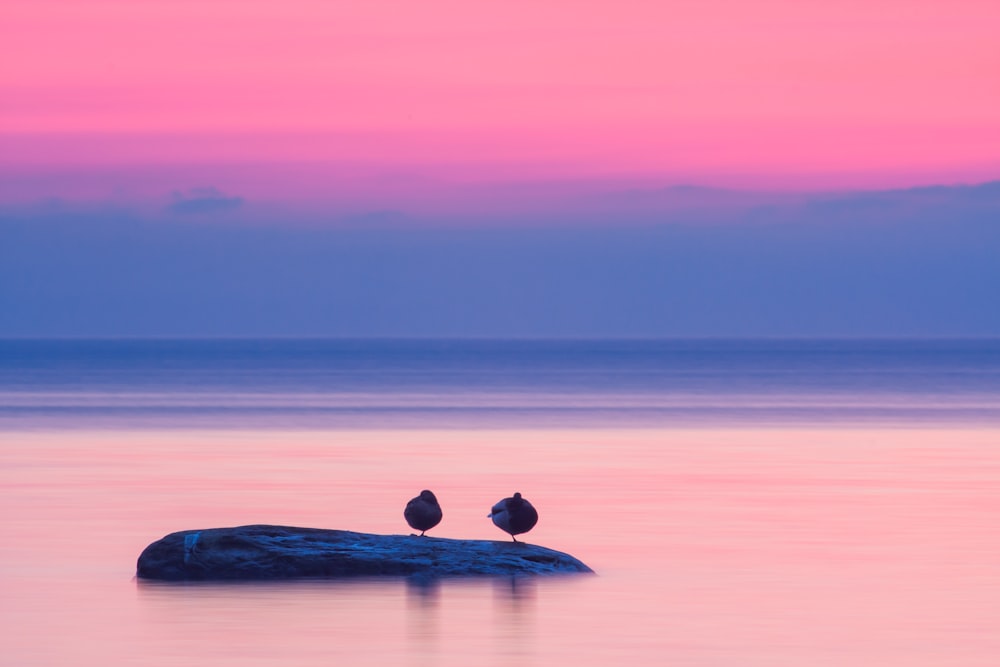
[136, 524, 594, 581]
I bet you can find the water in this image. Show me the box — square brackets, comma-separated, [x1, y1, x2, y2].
[2, 339, 1000, 665]
[3, 338, 1000, 428]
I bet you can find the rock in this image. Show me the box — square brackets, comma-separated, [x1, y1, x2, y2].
[136, 525, 594, 581]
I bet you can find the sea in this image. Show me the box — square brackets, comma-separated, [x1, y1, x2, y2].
[2, 338, 999, 666]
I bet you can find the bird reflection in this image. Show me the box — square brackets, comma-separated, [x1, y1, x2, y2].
[406, 576, 442, 665]
[406, 576, 442, 610]
[493, 575, 537, 607]
[492, 576, 537, 661]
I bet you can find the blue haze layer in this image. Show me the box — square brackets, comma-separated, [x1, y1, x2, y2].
[1, 181, 999, 338]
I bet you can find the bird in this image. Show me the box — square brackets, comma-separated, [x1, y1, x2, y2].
[488, 492, 538, 542]
[404, 490, 442, 536]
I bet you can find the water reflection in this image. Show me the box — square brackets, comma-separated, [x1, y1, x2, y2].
[406, 577, 441, 663]
[134, 575, 558, 666]
[9, 425, 1000, 666]
[406, 576, 443, 608]
[492, 575, 538, 606]
[492, 577, 537, 662]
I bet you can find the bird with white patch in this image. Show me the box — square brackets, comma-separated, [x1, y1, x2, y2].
[488, 492, 538, 542]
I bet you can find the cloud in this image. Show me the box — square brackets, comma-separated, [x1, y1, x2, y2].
[167, 187, 244, 215]
[966, 180, 1000, 202]
[803, 180, 1000, 218]
[903, 180, 1000, 202]
[589, 179, 1000, 225]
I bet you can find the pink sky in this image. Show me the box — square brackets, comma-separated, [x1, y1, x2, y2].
[2, 0, 999, 198]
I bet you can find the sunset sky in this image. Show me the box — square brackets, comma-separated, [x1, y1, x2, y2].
[2, 0, 999, 336]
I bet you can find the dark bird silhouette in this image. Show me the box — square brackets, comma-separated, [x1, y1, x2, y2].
[404, 490, 443, 536]
[488, 492, 538, 542]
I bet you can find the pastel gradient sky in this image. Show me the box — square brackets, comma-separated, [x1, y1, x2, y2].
[3, 0, 1000, 202]
[2, 0, 1000, 337]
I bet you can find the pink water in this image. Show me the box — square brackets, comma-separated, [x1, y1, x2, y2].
[2, 427, 999, 665]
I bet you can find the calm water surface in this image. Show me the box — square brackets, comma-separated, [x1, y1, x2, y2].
[2, 340, 999, 665]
